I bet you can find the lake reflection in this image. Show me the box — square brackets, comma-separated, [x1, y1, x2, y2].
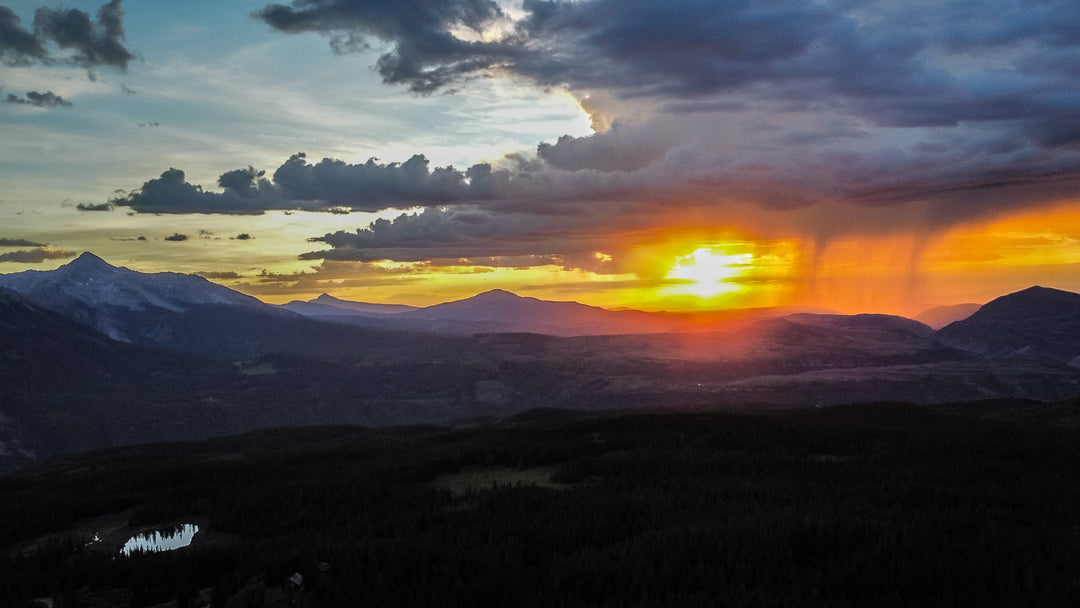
[121, 523, 199, 556]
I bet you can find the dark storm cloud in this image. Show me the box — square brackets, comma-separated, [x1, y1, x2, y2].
[255, 0, 835, 96]
[4, 90, 72, 107]
[0, 6, 45, 64]
[0, 1, 134, 69]
[0, 247, 75, 263]
[517, 0, 837, 96]
[255, 0, 511, 94]
[107, 0, 1080, 268]
[255, 0, 1080, 142]
[0, 237, 46, 247]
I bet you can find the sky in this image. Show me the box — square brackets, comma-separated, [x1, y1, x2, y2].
[1, 0, 1079, 316]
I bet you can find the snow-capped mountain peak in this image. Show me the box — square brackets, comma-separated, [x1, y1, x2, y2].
[0, 252, 270, 340]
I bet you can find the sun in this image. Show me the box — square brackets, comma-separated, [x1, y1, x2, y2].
[664, 246, 753, 298]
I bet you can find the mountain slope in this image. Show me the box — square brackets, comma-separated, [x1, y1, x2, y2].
[0, 252, 272, 341]
[0, 286, 134, 388]
[0, 287, 227, 471]
[915, 303, 981, 329]
[936, 286, 1080, 365]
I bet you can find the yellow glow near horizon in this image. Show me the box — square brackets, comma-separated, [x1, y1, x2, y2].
[663, 246, 753, 299]
[23, 201, 1075, 317]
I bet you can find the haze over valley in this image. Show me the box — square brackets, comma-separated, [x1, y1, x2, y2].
[2, 253, 1078, 474]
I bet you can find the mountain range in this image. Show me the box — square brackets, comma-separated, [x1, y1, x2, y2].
[1, 252, 1079, 472]
[282, 286, 845, 336]
[0, 252, 473, 361]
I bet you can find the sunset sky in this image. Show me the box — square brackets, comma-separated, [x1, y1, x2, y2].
[2, 0, 1079, 316]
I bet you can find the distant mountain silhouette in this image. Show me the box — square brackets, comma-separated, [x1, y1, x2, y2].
[401, 289, 677, 335]
[280, 293, 417, 317]
[915, 303, 982, 329]
[282, 289, 845, 336]
[406, 289, 597, 323]
[936, 286, 1080, 365]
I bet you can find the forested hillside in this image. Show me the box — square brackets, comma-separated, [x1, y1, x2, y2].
[4, 403, 1080, 607]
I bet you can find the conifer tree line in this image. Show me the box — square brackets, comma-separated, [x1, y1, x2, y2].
[3, 403, 1080, 606]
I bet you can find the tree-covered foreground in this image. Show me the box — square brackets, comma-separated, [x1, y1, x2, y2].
[3, 402, 1080, 607]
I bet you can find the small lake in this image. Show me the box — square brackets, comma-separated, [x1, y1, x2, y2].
[121, 523, 199, 556]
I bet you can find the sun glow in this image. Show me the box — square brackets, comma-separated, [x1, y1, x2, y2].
[664, 246, 753, 298]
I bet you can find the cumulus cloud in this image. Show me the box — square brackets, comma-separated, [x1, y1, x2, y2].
[0, 1, 134, 69]
[3, 90, 72, 107]
[0, 247, 75, 263]
[271, 152, 474, 208]
[76, 202, 113, 211]
[111, 168, 269, 215]
[112, 154, 495, 214]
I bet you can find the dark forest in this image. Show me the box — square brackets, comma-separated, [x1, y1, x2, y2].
[4, 401, 1080, 607]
